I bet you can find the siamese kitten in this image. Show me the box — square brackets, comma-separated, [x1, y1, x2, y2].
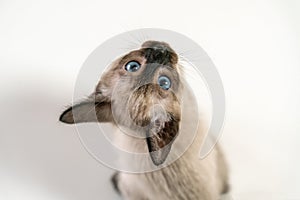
[60, 40, 229, 200]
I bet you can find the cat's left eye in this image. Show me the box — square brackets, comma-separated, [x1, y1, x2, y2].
[158, 75, 171, 90]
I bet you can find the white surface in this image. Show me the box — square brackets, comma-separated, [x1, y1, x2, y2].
[0, 0, 300, 199]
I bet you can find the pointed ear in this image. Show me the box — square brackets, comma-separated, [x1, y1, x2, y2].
[59, 96, 113, 124]
[146, 116, 179, 166]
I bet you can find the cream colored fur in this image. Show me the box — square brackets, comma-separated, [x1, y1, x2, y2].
[112, 73, 229, 200]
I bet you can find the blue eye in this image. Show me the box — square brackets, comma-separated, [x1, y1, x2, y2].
[158, 76, 171, 90]
[125, 61, 141, 72]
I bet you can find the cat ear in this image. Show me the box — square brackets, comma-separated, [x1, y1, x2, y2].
[146, 116, 179, 166]
[59, 95, 113, 124]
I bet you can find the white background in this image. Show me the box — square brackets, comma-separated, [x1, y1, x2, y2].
[0, 0, 300, 199]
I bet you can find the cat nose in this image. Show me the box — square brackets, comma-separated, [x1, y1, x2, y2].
[142, 41, 178, 65]
[142, 41, 170, 52]
[152, 44, 167, 52]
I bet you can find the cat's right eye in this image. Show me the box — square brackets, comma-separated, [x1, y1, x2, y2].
[125, 61, 141, 72]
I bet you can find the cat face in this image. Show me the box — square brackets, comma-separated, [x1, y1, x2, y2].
[60, 41, 182, 165]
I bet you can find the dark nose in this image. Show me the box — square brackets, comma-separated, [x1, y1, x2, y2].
[144, 47, 171, 65]
[152, 44, 167, 52]
[141, 40, 178, 65]
[142, 41, 171, 52]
